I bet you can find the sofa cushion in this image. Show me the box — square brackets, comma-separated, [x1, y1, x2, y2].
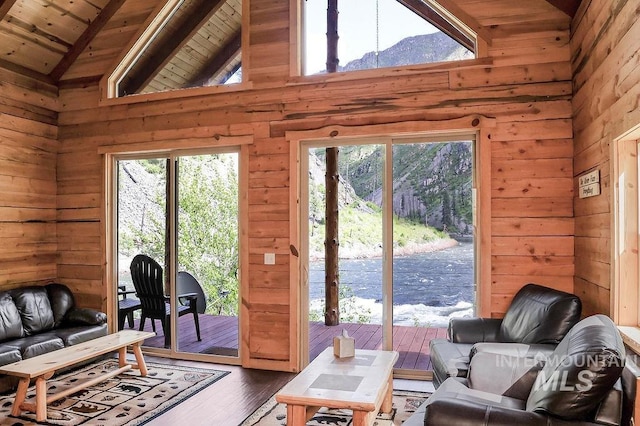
[434, 377, 527, 409]
[46, 283, 75, 327]
[526, 314, 625, 421]
[54, 324, 108, 346]
[11, 287, 55, 335]
[0, 346, 22, 367]
[498, 283, 582, 344]
[468, 351, 544, 401]
[0, 293, 23, 342]
[4, 334, 64, 359]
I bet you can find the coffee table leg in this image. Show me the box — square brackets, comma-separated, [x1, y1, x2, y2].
[132, 342, 148, 376]
[352, 410, 369, 426]
[118, 347, 126, 368]
[287, 404, 307, 426]
[35, 376, 47, 422]
[11, 378, 29, 416]
[381, 373, 393, 413]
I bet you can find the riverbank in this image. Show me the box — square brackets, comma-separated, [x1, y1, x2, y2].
[309, 236, 461, 261]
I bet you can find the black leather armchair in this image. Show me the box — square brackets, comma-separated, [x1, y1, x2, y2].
[407, 315, 629, 426]
[430, 283, 582, 387]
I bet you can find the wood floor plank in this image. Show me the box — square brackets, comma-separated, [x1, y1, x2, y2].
[141, 356, 295, 426]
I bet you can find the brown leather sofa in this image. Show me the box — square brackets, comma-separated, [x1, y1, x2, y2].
[0, 283, 107, 393]
[429, 283, 582, 387]
[407, 314, 633, 425]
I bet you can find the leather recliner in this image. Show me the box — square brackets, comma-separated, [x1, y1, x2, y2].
[429, 283, 582, 387]
[406, 314, 629, 425]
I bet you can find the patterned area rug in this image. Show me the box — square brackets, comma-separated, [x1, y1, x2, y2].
[0, 358, 229, 425]
[240, 389, 429, 426]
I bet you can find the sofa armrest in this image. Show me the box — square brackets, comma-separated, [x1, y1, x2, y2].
[63, 307, 107, 326]
[424, 399, 550, 426]
[449, 317, 502, 343]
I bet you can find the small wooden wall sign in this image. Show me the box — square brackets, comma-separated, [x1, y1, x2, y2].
[578, 170, 600, 199]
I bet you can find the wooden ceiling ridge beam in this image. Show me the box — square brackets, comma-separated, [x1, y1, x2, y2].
[186, 30, 241, 87]
[397, 0, 474, 51]
[49, 0, 128, 82]
[119, 0, 228, 96]
[0, 0, 18, 21]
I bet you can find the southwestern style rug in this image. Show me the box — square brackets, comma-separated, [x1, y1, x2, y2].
[240, 389, 430, 426]
[0, 358, 229, 426]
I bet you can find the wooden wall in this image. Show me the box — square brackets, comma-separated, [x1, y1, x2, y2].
[0, 68, 59, 290]
[52, 0, 576, 371]
[571, 0, 640, 317]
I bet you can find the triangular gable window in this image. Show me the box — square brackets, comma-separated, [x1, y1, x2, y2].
[302, 0, 476, 75]
[108, 0, 242, 98]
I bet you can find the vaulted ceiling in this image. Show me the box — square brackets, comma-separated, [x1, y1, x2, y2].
[0, 0, 581, 88]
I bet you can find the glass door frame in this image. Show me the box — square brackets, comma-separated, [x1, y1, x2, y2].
[105, 147, 242, 364]
[299, 132, 478, 374]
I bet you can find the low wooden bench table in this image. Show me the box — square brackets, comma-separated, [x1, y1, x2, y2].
[276, 347, 398, 426]
[0, 329, 155, 422]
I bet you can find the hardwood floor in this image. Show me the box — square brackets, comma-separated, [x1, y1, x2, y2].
[142, 356, 296, 426]
[122, 314, 444, 424]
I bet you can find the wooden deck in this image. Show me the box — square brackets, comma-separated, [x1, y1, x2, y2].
[128, 314, 446, 370]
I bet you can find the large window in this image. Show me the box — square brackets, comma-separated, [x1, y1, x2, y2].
[302, 0, 475, 76]
[108, 0, 243, 98]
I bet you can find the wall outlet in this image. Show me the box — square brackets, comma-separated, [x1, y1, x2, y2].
[264, 253, 276, 265]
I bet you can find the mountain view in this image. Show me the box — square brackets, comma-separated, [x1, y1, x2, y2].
[311, 141, 474, 240]
[339, 31, 473, 71]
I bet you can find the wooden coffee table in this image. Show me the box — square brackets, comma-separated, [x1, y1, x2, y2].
[276, 348, 398, 426]
[0, 330, 155, 422]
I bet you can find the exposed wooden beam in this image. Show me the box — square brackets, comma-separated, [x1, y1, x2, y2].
[397, 0, 474, 52]
[0, 58, 55, 86]
[0, 0, 18, 21]
[49, 0, 128, 82]
[58, 75, 103, 90]
[429, 0, 492, 47]
[119, 0, 227, 96]
[186, 30, 242, 87]
[544, 0, 582, 17]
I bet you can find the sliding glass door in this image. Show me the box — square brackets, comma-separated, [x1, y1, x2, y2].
[303, 135, 476, 375]
[114, 150, 239, 359]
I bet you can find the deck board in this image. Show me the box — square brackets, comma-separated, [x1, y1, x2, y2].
[127, 314, 445, 370]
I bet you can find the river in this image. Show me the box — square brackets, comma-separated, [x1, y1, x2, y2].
[308, 241, 475, 327]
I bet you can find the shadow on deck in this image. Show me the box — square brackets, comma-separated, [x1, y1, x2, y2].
[128, 313, 446, 370]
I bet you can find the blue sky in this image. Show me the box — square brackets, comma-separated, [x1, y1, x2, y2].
[303, 0, 438, 74]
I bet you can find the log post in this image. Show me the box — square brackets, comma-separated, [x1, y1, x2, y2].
[325, 146, 340, 326]
[325, 0, 340, 326]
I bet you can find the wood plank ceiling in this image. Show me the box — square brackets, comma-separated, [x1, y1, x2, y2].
[0, 0, 581, 88]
